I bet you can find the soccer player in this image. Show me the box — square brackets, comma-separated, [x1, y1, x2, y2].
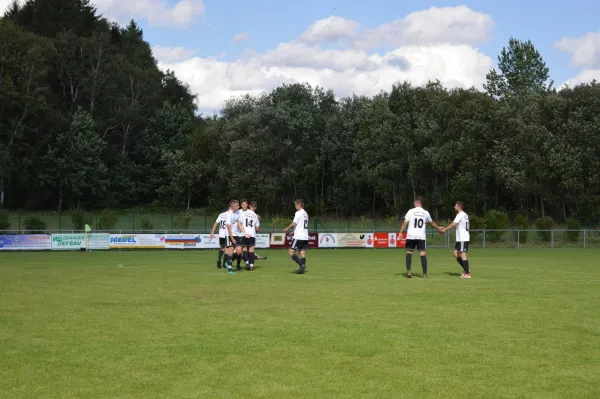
[398, 196, 444, 278]
[234, 199, 248, 270]
[223, 199, 239, 274]
[284, 199, 309, 274]
[442, 201, 471, 278]
[209, 209, 228, 268]
[238, 201, 260, 270]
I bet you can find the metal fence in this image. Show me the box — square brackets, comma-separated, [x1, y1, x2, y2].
[3, 229, 600, 249]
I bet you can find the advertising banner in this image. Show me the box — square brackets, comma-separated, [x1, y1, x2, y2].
[337, 233, 367, 248]
[387, 232, 407, 248]
[164, 234, 219, 249]
[364, 233, 374, 248]
[270, 233, 318, 248]
[318, 233, 338, 248]
[373, 232, 389, 248]
[0, 234, 51, 250]
[255, 234, 270, 248]
[51, 233, 110, 250]
[109, 234, 165, 249]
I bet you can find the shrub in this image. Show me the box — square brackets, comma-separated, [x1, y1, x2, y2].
[468, 215, 486, 240]
[515, 215, 529, 243]
[566, 218, 582, 242]
[23, 216, 47, 233]
[70, 209, 92, 230]
[485, 210, 510, 242]
[535, 216, 554, 242]
[174, 211, 193, 230]
[0, 210, 10, 231]
[139, 216, 153, 231]
[98, 209, 119, 230]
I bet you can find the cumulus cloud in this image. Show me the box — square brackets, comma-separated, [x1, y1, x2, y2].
[151, 45, 197, 63]
[232, 32, 250, 42]
[555, 32, 600, 69]
[556, 32, 600, 86]
[298, 6, 494, 49]
[94, 0, 204, 28]
[152, 6, 495, 112]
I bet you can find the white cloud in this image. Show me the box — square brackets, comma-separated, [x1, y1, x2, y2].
[152, 6, 495, 112]
[299, 6, 494, 49]
[151, 45, 197, 63]
[232, 32, 250, 43]
[556, 32, 600, 86]
[562, 69, 600, 87]
[94, 0, 204, 28]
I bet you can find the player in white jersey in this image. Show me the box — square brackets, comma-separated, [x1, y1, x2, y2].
[284, 199, 309, 274]
[222, 199, 240, 274]
[238, 201, 260, 270]
[232, 199, 247, 270]
[442, 201, 471, 278]
[398, 196, 444, 278]
[209, 209, 228, 269]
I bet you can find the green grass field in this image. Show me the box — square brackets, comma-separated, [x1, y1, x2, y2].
[1, 249, 599, 398]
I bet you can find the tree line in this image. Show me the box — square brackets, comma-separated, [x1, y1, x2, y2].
[1, 1, 600, 226]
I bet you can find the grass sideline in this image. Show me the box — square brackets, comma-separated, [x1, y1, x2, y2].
[1, 249, 599, 398]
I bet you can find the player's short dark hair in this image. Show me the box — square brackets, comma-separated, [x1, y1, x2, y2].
[455, 201, 464, 209]
[414, 195, 423, 203]
[250, 201, 257, 208]
[240, 198, 248, 204]
[229, 199, 239, 207]
[295, 199, 304, 207]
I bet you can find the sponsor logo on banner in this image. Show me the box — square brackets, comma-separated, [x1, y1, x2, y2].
[365, 233, 374, 248]
[164, 234, 219, 249]
[51, 233, 110, 250]
[387, 232, 407, 248]
[109, 234, 165, 249]
[318, 233, 338, 248]
[270, 233, 287, 247]
[338, 233, 366, 248]
[373, 233, 389, 248]
[255, 234, 270, 248]
[0, 234, 51, 250]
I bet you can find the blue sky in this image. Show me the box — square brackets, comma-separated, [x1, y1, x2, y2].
[62, 0, 600, 111]
[136, 0, 599, 85]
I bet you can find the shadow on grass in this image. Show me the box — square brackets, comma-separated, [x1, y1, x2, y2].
[445, 272, 462, 276]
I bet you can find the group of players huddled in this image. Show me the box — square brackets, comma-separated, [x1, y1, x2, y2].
[210, 196, 471, 278]
[210, 199, 309, 275]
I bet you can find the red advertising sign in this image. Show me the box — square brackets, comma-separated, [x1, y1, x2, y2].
[373, 233, 389, 248]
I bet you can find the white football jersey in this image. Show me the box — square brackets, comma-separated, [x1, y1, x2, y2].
[215, 212, 227, 238]
[404, 207, 432, 240]
[239, 210, 259, 237]
[225, 209, 238, 236]
[231, 210, 241, 236]
[293, 209, 309, 240]
[454, 211, 470, 242]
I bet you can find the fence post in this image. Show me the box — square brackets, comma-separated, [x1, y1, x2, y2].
[551, 230, 554, 248]
[517, 230, 520, 249]
[584, 229, 586, 249]
[314, 217, 318, 233]
[132, 212, 135, 233]
[59, 212, 62, 232]
[483, 230, 486, 249]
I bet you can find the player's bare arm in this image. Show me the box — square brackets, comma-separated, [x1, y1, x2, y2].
[429, 221, 444, 233]
[398, 220, 408, 237]
[238, 219, 249, 238]
[284, 222, 296, 233]
[442, 222, 457, 233]
[227, 224, 236, 244]
[209, 222, 219, 239]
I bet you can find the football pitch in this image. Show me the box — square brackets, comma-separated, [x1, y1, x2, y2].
[1, 249, 599, 398]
